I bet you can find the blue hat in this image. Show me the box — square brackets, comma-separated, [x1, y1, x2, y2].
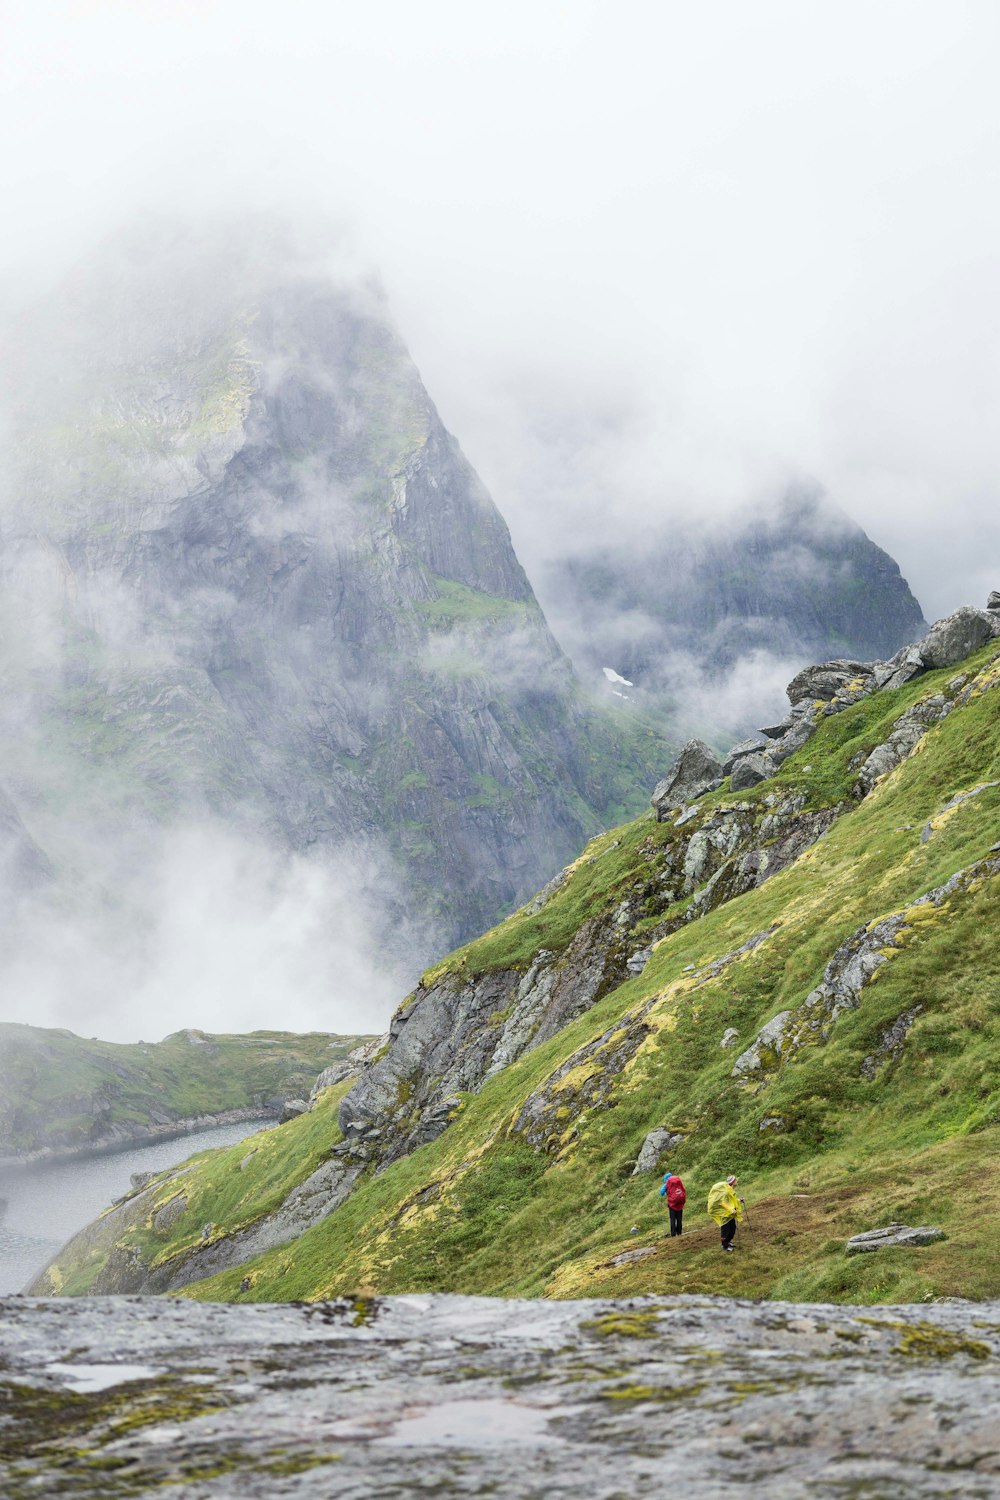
[662, 1170, 672, 1179]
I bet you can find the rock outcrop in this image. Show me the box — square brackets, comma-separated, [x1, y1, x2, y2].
[651, 740, 723, 818]
[733, 848, 1000, 1090]
[696, 596, 1000, 797]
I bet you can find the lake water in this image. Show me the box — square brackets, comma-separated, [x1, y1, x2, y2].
[0, 1119, 270, 1295]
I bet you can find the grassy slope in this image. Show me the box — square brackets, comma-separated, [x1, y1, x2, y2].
[0, 1027, 368, 1156]
[101, 645, 1000, 1306]
[53, 1081, 355, 1297]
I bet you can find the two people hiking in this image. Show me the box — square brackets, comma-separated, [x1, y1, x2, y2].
[659, 1169, 686, 1235]
[707, 1174, 745, 1251]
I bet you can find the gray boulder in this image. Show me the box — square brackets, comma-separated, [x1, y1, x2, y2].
[722, 734, 770, 775]
[626, 947, 653, 977]
[720, 1028, 740, 1049]
[988, 590, 1000, 613]
[729, 752, 777, 792]
[651, 741, 723, 819]
[631, 1126, 685, 1175]
[786, 660, 874, 706]
[607, 1245, 656, 1267]
[279, 1099, 310, 1124]
[846, 1224, 945, 1255]
[919, 607, 1000, 670]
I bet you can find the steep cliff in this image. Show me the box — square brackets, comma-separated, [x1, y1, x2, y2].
[40, 599, 1000, 1306]
[0, 224, 666, 965]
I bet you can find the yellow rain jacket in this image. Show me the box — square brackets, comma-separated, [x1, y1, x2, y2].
[707, 1181, 745, 1226]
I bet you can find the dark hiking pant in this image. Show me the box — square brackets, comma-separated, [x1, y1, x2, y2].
[720, 1217, 737, 1249]
[669, 1207, 683, 1237]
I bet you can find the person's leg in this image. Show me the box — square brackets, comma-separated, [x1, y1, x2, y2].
[676, 1208, 683, 1236]
[720, 1217, 736, 1250]
[669, 1207, 681, 1236]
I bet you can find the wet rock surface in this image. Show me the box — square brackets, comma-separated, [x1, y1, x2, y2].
[4, 1293, 1000, 1498]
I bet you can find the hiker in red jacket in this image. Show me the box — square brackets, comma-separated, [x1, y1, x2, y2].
[659, 1170, 687, 1236]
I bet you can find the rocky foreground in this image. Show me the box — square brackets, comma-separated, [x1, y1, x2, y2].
[3, 1294, 1000, 1497]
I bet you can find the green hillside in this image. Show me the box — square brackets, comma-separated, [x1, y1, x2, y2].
[39, 630, 1000, 1306]
[0, 1026, 368, 1159]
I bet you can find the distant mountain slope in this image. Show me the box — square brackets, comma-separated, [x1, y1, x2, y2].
[544, 493, 926, 742]
[0, 223, 666, 978]
[39, 600, 1000, 1307]
[0, 1023, 368, 1160]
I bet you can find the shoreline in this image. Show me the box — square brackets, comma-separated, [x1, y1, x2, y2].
[0, 1107, 278, 1171]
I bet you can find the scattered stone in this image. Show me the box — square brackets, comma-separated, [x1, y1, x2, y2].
[130, 1172, 153, 1191]
[846, 1224, 945, 1254]
[720, 1027, 739, 1049]
[239, 1276, 251, 1292]
[201, 1223, 214, 1240]
[628, 1226, 640, 1236]
[609, 1245, 655, 1266]
[732, 1010, 795, 1081]
[239, 1151, 257, 1171]
[632, 1126, 686, 1175]
[651, 740, 723, 819]
[759, 1115, 787, 1134]
[729, 752, 776, 792]
[988, 590, 1000, 613]
[626, 947, 653, 976]
[279, 1098, 310, 1123]
[673, 803, 701, 827]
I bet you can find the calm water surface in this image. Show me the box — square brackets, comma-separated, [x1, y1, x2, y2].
[0, 1120, 270, 1294]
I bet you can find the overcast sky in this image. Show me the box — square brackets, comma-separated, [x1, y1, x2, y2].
[2, 1, 999, 617]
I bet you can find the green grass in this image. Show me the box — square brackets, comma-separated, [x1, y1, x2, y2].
[414, 576, 534, 630]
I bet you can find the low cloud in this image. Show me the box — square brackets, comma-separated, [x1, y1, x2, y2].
[0, 820, 418, 1043]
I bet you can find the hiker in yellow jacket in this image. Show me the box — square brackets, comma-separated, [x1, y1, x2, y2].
[707, 1175, 745, 1252]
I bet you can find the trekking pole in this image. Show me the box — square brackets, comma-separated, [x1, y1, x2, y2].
[741, 1199, 756, 1245]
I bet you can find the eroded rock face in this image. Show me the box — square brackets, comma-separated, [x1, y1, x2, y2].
[513, 1001, 656, 1154]
[4, 1292, 1000, 1499]
[339, 915, 630, 1166]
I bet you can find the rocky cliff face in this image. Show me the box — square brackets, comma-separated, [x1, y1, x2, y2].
[0, 225, 666, 969]
[546, 492, 927, 741]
